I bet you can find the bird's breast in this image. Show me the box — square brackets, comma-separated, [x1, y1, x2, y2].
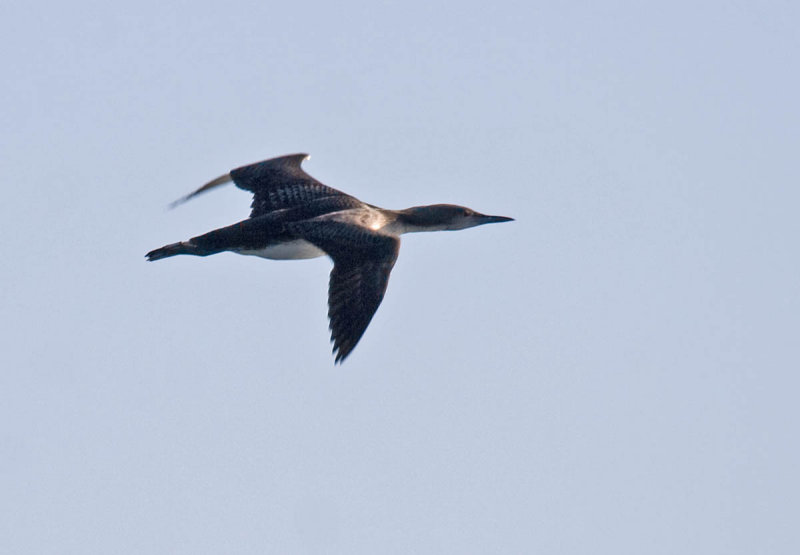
[237, 239, 326, 260]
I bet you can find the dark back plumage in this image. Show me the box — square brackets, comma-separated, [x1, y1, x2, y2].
[151, 152, 514, 364]
[231, 154, 355, 218]
[169, 153, 355, 218]
[290, 220, 400, 362]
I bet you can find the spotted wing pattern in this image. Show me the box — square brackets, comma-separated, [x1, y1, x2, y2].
[169, 153, 354, 218]
[231, 154, 353, 218]
[290, 220, 400, 363]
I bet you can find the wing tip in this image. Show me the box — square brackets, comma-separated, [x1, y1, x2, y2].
[331, 334, 359, 364]
[167, 195, 192, 210]
[333, 350, 351, 364]
[167, 172, 234, 209]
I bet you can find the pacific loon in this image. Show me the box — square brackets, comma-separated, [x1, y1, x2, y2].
[147, 153, 513, 363]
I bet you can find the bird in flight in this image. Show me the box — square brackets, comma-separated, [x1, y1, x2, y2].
[147, 154, 513, 362]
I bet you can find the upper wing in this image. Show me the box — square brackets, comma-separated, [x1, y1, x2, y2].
[169, 153, 354, 217]
[290, 220, 400, 363]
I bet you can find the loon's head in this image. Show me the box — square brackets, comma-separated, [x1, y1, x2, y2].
[399, 204, 514, 232]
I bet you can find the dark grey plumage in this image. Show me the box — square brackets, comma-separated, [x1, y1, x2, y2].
[147, 153, 513, 363]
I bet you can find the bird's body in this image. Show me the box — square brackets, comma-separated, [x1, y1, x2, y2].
[147, 153, 513, 362]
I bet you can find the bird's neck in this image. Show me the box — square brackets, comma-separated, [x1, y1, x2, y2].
[383, 206, 450, 234]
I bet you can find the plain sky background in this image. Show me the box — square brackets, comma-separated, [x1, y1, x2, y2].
[2, 1, 798, 553]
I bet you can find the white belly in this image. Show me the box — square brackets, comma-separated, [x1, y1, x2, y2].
[237, 239, 326, 260]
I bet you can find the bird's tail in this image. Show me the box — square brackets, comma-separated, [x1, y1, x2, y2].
[146, 242, 196, 261]
[146, 219, 264, 262]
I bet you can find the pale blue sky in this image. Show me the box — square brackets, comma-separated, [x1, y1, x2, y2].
[2, 1, 799, 553]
